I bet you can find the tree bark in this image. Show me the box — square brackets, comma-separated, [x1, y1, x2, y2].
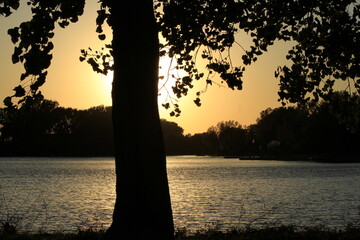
[106, 1, 174, 240]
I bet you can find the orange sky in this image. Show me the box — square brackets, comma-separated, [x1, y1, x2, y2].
[0, 2, 295, 134]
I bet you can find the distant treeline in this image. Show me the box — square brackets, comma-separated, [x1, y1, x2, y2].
[0, 91, 359, 160]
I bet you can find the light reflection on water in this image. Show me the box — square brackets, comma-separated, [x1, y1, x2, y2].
[0, 156, 360, 232]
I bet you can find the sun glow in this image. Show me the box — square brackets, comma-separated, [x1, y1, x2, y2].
[103, 71, 114, 94]
[99, 57, 176, 105]
[97, 56, 176, 106]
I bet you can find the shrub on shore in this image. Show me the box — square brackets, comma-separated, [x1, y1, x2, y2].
[1, 224, 360, 240]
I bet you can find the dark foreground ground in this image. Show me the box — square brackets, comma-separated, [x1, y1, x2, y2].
[1, 225, 360, 240]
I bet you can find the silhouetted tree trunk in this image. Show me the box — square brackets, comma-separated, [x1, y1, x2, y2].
[106, 1, 174, 240]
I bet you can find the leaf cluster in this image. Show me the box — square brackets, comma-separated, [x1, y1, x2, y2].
[78, 1, 113, 84]
[80, 45, 113, 76]
[2, 0, 85, 108]
[0, 0, 19, 16]
[273, 0, 360, 104]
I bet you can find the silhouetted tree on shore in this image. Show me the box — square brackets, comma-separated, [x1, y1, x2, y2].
[161, 119, 186, 155]
[0, 99, 113, 156]
[1, 92, 358, 159]
[206, 121, 251, 156]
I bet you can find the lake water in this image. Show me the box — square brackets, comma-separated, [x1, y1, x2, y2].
[1, 156, 360, 233]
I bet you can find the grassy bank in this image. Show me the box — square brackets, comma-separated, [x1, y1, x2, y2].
[1, 225, 360, 240]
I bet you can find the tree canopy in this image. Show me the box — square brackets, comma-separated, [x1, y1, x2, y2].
[1, 0, 359, 111]
[157, 0, 359, 109]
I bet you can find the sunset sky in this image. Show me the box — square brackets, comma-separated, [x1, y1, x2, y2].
[1, 1, 297, 134]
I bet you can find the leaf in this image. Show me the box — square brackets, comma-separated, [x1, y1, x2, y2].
[7, 27, 19, 43]
[162, 103, 170, 109]
[20, 73, 28, 81]
[38, 52, 52, 70]
[96, 10, 106, 25]
[48, 32, 55, 38]
[47, 42, 54, 51]
[13, 85, 25, 97]
[194, 98, 201, 107]
[96, 25, 103, 33]
[159, 50, 167, 56]
[98, 34, 106, 40]
[58, 21, 69, 28]
[9, 0, 20, 10]
[37, 72, 47, 86]
[11, 53, 19, 64]
[3, 97, 13, 108]
[0, 6, 11, 16]
[70, 16, 78, 23]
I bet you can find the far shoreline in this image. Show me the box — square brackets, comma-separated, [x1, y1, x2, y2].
[0, 153, 359, 163]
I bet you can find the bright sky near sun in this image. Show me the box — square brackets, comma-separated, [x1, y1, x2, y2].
[0, 1, 295, 134]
